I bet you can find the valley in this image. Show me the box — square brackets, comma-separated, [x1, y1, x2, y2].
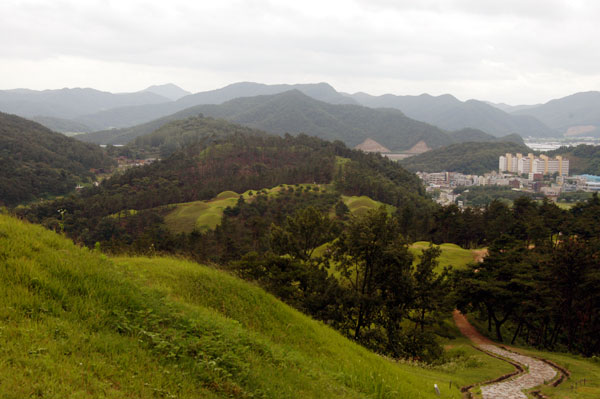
[2, 84, 600, 399]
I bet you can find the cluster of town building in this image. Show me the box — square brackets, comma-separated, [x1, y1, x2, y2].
[417, 168, 600, 206]
[499, 153, 569, 177]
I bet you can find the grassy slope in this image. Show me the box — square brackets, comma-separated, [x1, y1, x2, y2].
[409, 241, 478, 272]
[1, 214, 517, 398]
[341, 195, 395, 216]
[164, 184, 330, 233]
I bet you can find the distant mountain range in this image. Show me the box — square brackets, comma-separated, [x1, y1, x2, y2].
[71, 82, 358, 131]
[77, 90, 522, 152]
[2, 81, 598, 139]
[509, 92, 600, 137]
[349, 92, 555, 138]
[78, 90, 455, 151]
[0, 87, 169, 123]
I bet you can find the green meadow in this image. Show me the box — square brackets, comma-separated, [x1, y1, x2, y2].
[341, 195, 396, 215]
[409, 241, 481, 272]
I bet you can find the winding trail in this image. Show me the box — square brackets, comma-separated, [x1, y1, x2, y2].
[453, 311, 557, 399]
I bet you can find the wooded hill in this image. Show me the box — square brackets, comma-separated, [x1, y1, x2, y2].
[77, 91, 525, 153]
[23, 124, 431, 245]
[0, 112, 115, 206]
[400, 141, 531, 174]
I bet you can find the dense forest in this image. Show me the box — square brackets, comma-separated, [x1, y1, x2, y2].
[0, 112, 115, 206]
[400, 141, 531, 174]
[20, 128, 431, 246]
[450, 196, 600, 356]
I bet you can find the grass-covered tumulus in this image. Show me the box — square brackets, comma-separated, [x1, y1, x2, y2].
[2, 214, 519, 398]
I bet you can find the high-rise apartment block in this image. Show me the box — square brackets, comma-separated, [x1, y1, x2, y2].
[499, 153, 569, 176]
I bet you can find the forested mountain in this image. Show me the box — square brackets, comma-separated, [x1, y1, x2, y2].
[0, 112, 115, 206]
[511, 91, 600, 136]
[29, 115, 94, 134]
[400, 141, 531, 174]
[192, 90, 455, 150]
[131, 116, 262, 157]
[351, 92, 556, 138]
[0, 87, 169, 121]
[78, 91, 455, 151]
[23, 124, 431, 243]
[548, 144, 600, 175]
[72, 82, 358, 131]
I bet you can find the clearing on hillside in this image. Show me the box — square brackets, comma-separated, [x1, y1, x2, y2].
[409, 241, 481, 272]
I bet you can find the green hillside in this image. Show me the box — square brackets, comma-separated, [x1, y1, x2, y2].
[409, 241, 479, 272]
[400, 141, 531, 174]
[0, 213, 515, 398]
[548, 144, 600, 175]
[131, 115, 265, 157]
[0, 112, 115, 206]
[22, 128, 430, 249]
[341, 194, 395, 215]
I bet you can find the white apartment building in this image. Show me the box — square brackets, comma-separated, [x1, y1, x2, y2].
[500, 153, 569, 176]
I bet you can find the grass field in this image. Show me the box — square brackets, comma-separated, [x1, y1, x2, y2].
[523, 349, 600, 399]
[0, 213, 522, 399]
[341, 195, 396, 215]
[164, 186, 395, 234]
[164, 184, 330, 233]
[555, 202, 576, 210]
[163, 192, 238, 233]
[409, 241, 481, 272]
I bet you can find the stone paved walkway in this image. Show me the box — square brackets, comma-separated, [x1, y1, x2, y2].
[453, 311, 557, 399]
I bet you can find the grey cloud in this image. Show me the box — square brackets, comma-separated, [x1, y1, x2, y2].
[0, 0, 598, 103]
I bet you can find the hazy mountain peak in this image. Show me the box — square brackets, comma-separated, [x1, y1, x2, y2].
[143, 83, 191, 101]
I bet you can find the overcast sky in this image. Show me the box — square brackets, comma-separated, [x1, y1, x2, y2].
[1, 0, 599, 104]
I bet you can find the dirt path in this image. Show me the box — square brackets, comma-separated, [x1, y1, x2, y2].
[453, 311, 557, 399]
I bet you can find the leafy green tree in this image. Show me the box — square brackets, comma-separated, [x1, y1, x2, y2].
[270, 206, 336, 262]
[455, 236, 535, 342]
[330, 208, 414, 346]
[411, 245, 452, 332]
